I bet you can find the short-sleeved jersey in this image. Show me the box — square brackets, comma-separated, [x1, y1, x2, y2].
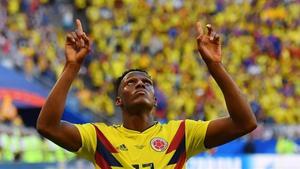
[75, 120, 209, 169]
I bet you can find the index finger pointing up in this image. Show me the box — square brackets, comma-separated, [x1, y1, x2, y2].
[76, 19, 83, 33]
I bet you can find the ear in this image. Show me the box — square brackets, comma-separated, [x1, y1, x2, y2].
[115, 96, 122, 107]
[154, 97, 158, 107]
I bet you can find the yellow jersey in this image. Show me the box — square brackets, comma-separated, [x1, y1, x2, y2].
[75, 120, 209, 169]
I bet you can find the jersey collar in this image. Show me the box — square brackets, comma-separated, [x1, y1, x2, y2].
[120, 121, 159, 134]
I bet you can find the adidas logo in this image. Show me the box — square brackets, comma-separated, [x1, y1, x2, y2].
[117, 144, 128, 151]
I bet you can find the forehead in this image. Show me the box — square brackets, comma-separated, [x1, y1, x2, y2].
[122, 71, 152, 82]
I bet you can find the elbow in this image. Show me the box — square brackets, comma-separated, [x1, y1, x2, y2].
[36, 124, 56, 139]
[246, 121, 257, 133]
[239, 109, 258, 134]
[36, 123, 48, 137]
[248, 113, 258, 132]
[36, 117, 61, 140]
[36, 110, 52, 137]
[243, 118, 258, 134]
[36, 120, 53, 138]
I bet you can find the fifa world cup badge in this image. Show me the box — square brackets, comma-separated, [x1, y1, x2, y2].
[150, 137, 168, 152]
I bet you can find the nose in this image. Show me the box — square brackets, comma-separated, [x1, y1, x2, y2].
[135, 80, 145, 88]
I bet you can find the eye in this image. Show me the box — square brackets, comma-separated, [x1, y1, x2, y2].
[126, 79, 135, 86]
[144, 79, 153, 86]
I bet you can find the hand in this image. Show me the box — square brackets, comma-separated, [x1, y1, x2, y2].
[196, 22, 221, 64]
[65, 19, 90, 65]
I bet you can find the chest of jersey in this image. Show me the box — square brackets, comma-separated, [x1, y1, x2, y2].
[94, 122, 186, 169]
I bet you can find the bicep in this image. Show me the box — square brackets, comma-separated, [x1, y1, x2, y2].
[204, 117, 246, 149]
[41, 121, 82, 152]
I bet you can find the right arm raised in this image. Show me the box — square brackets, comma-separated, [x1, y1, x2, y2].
[36, 19, 90, 152]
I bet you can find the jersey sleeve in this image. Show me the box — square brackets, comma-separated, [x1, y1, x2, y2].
[185, 119, 210, 158]
[74, 123, 96, 161]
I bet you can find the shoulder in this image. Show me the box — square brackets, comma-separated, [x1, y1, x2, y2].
[160, 120, 184, 129]
[184, 119, 207, 124]
[92, 122, 110, 128]
[165, 120, 186, 124]
[74, 122, 112, 132]
[91, 122, 120, 130]
[161, 119, 210, 129]
[92, 123, 125, 134]
[162, 119, 207, 125]
[161, 120, 182, 125]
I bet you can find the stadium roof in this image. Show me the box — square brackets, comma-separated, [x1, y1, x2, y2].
[0, 65, 49, 108]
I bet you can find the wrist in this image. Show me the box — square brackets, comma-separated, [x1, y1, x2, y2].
[63, 62, 81, 73]
[205, 60, 222, 68]
[205, 61, 224, 74]
[65, 62, 81, 68]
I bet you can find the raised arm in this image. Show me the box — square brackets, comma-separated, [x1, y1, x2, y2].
[196, 22, 257, 149]
[36, 19, 90, 152]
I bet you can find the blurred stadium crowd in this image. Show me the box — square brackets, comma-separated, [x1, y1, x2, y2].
[0, 0, 300, 163]
[0, 124, 74, 162]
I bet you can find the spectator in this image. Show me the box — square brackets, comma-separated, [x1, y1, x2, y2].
[0, 95, 22, 126]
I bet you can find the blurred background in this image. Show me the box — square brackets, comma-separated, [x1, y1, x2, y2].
[0, 0, 300, 168]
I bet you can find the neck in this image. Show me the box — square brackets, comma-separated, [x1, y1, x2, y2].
[122, 109, 155, 132]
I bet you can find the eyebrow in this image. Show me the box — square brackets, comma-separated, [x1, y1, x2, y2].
[124, 76, 153, 82]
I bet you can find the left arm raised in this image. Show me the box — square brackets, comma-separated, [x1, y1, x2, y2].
[195, 22, 257, 148]
[204, 62, 257, 148]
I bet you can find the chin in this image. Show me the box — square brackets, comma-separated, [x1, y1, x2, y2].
[131, 99, 154, 109]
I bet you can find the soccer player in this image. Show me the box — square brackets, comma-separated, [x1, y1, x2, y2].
[36, 19, 257, 168]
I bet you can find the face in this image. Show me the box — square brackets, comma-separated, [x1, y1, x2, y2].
[116, 71, 157, 109]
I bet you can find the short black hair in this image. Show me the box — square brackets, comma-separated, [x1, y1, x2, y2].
[114, 69, 149, 97]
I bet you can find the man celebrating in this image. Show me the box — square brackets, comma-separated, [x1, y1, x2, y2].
[37, 19, 257, 168]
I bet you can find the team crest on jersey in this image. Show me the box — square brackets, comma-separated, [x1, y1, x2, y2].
[150, 137, 168, 152]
